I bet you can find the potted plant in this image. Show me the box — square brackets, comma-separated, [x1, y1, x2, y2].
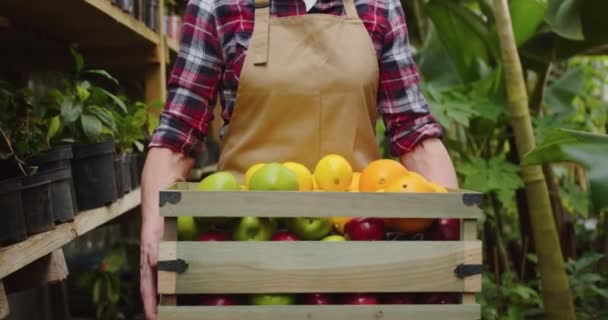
[49, 48, 126, 211]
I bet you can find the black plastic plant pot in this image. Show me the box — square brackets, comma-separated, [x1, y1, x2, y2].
[145, 0, 159, 31]
[46, 167, 76, 223]
[129, 153, 140, 188]
[72, 140, 118, 211]
[114, 154, 132, 196]
[21, 173, 54, 235]
[30, 144, 79, 213]
[0, 177, 27, 245]
[137, 150, 147, 179]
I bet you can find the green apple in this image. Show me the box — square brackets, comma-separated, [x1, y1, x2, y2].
[249, 294, 295, 305]
[233, 217, 277, 241]
[177, 216, 200, 241]
[248, 163, 299, 191]
[288, 217, 332, 240]
[322, 234, 346, 241]
[197, 171, 241, 191]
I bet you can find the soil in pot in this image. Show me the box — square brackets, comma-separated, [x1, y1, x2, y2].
[0, 177, 27, 245]
[30, 144, 79, 214]
[45, 168, 76, 223]
[72, 140, 118, 211]
[21, 173, 54, 235]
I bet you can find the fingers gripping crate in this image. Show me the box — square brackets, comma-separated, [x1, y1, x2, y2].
[156, 182, 484, 320]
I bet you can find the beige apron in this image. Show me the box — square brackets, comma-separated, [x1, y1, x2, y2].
[217, 0, 381, 180]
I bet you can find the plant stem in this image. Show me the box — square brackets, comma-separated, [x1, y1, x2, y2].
[492, 0, 576, 318]
[0, 127, 27, 176]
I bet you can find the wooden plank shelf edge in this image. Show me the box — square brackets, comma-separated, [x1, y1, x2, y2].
[0, 188, 141, 280]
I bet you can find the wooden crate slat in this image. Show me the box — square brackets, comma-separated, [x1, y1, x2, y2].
[158, 241, 482, 294]
[159, 183, 483, 219]
[158, 305, 481, 320]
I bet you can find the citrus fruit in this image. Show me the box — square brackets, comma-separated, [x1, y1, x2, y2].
[249, 163, 299, 191]
[383, 172, 435, 193]
[428, 182, 448, 193]
[385, 218, 435, 235]
[330, 217, 351, 234]
[359, 159, 408, 192]
[313, 154, 353, 191]
[244, 163, 266, 188]
[347, 172, 361, 192]
[283, 161, 313, 191]
[196, 171, 241, 191]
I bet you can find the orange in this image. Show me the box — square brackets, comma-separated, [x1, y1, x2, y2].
[383, 172, 436, 234]
[330, 217, 351, 234]
[429, 182, 448, 193]
[347, 172, 361, 192]
[313, 154, 353, 191]
[359, 159, 408, 192]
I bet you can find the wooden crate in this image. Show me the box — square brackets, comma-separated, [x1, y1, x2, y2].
[157, 182, 484, 320]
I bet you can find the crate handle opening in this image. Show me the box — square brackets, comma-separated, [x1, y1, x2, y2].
[453, 264, 483, 279]
[158, 259, 189, 274]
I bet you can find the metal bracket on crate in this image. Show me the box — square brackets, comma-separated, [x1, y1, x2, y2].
[462, 193, 484, 208]
[453, 264, 483, 279]
[159, 191, 182, 207]
[158, 259, 189, 274]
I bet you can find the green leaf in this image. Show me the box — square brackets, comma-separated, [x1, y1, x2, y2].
[92, 278, 102, 304]
[70, 47, 84, 73]
[546, 0, 584, 40]
[76, 83, 90, 102]
[132, 108, 148, 128]
[81, 114, 103, 141]
[88, 106, 117, 133]
[61, 98, 82, 123]
[47, 116, 61, 142]
[522, 128, 608, 210]
[544, 67, 585, 113]
[510, 0, 548, 46]
[102, 251, 126, 273]
[134, 141, 144, 152]
[99, 88, 127, 113]
[559, 181, 590, 217]
[85, 70, 119, 86]
[457, 156, 524, 205]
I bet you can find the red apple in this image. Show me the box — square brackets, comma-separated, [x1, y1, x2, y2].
[382, 293, 415, 304]
[419, 293, 460, 304]
[198, 230, 231, 241]
[199, 294, 240, 306]
[344, 218, 385, 241]
[299, 293, 335, 305]
[340, 293, 379, 305]
[424, 219, 460, 241]
[272, 231, 299, 241]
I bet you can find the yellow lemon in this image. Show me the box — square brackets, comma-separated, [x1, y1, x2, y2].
[376, 188, 385, 192]
[244, 163, 266, 188]
[347, 172, 361, 192]
[283, 161, 313, 191]
[313, 154, 353, 191]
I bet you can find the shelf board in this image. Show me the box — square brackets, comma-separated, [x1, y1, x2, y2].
[167, 37, 180, 55]
[0, 0, 160, 48]
[0, 188, 141, 280]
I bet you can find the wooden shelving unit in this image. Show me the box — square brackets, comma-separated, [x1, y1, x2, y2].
[0, 189, 141, 280]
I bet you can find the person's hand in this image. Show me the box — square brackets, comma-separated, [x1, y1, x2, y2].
[140, 219, 163, 320]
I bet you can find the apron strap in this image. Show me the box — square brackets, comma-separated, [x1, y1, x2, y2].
[251, 0, 270, 65]
[343, 0, 358, 19]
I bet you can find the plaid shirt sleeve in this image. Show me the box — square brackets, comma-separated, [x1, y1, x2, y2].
[148, 0, 222, 158]
[378, 0, 443, 157]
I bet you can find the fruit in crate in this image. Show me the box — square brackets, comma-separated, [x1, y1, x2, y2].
[344, 217, 386, 240]
[313, 154, 353, 191]
[359, 159, 408, 192]
[300, 293, 335, 305]
[249, 293, 295, 305]
[383, 172, 439, 234]
[232, 217, 277, 241]
[329, 217, 351, 234]
[322, 234, 346, 241]
[419, 293, 460, 304]
[346, 172, 361, 192]
[196, 171, 241, 191]
[382, 293, 415, 304]
[244, 163, 266, 189]
[248, 163, 299, 191]
[340, 293, 379, 305]
[271, 230, 299, 241]
[287, 217, 332, 240]
[177, 216, 200, 241]
[198, 230, 231, 241]
[200, 294, 241, 306]
[283, 161, 314, 191]
[424, 219, 461, 241]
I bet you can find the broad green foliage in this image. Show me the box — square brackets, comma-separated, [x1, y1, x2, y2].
[509, 0, 547, 46]
[523, 128, 608, 210]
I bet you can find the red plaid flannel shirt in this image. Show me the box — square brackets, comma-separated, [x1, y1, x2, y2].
[149, 0, 442, 158]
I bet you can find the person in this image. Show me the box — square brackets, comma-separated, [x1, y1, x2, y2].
[139, 0, 458, 318]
